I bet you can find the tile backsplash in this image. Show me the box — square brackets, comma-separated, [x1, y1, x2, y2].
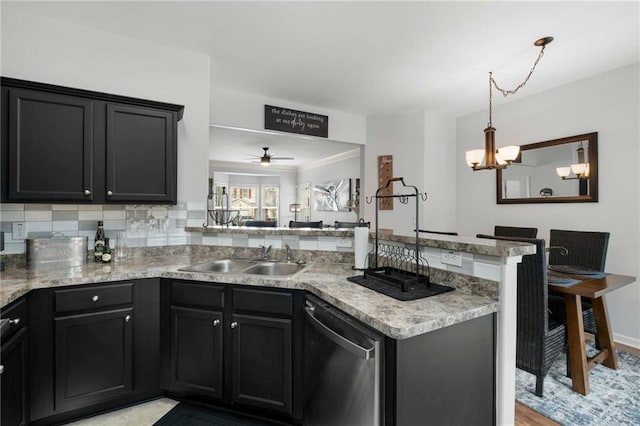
[0, 202, 206, 254]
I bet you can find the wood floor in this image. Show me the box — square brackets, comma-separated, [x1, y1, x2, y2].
[514, 341, 639, 425]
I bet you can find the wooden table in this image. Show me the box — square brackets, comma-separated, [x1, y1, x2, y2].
[549, 272, 636, 395]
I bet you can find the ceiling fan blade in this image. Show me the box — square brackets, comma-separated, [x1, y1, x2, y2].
[271, 157, 294, 160]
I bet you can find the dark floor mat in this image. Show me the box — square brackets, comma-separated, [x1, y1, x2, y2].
[153, 403, 289, 426]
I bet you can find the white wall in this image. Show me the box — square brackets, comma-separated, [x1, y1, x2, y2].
[1, 7, 211, 203]
[210, 87, 366, 144]
[456, 63, 640, 346]
[297, 152, 361, 225]
[365, 111, 457, 236]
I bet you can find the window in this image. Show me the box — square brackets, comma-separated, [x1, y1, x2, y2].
[230, 185, 258, 221]
[262, 186, 279, 222]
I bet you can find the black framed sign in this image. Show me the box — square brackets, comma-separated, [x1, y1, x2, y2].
[264, 105, 328, 138]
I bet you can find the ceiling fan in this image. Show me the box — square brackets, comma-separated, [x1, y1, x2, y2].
[246, 147, 294, 166]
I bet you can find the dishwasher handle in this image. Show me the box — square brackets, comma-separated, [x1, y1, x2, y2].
[305, 306, 375, 360]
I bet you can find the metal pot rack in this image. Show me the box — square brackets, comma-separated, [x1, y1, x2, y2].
[364, 177, 430, 291]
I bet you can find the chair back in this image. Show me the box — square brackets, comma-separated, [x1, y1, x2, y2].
[494, 225, 538, 238]
[549, 229, 609, 271]
[245, 220, 277, 227]
[335, 221, 370, 229]
[476, 235, 550, 335]
[289, 221, 323, 229]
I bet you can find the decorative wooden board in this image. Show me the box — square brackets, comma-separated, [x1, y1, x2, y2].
[378, 155, 393, 210]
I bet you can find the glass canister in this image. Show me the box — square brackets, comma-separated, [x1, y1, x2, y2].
[114, 232, 129, 262]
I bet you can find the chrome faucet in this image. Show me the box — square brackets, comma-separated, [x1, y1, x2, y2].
[285, 244, 293, 263]
[259, 244, 272, 260]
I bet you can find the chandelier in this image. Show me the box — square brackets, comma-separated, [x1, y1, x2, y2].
[556, 142, 589, 180]
[466, 36, 554, 171]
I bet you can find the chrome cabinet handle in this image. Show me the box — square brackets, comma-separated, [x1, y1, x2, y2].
[107, 190, 113, 196]
[84, 189, 91, 196]
[213, 319, 220, 326]
[0, 365, 4, 375]
[125, 315, 131, 323]
[8, 318, 20, 325]
[91, 295, 99, 302]
[230, 321, 238, 329]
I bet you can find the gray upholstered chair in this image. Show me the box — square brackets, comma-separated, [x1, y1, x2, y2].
[478, 234, 566, 397]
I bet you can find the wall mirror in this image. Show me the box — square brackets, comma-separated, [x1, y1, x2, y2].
[497, 132, 598, 204]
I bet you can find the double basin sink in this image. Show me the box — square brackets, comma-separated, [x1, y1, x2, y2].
[178, 259, 308, 277]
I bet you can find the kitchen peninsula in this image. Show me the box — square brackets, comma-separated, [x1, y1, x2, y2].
[0, 234, 534, 425]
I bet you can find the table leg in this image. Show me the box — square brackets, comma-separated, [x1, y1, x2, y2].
[592, 296, 618, 370]
[566, 293, 589, 395]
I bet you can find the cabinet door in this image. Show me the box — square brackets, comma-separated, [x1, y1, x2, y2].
[231, 313, 292, 415]
[170, 307, 223, 399]
[1, 327, 28, 426]
[55, 308, 133, 411]
[105, 104, 176, 203]
[6, 88, 94, 201]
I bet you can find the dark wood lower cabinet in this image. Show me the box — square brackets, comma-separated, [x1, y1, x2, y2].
[1, 327, 28, 426]
[28, 279, 160, 425]
[15, 277, 494, 426]
[231, 313, 292, 414]
[54, 307, 134, 410]
[162, 281, 302, 421]
[170, 306, 223, 398]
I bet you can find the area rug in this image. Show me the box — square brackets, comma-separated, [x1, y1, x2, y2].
[516, 344, 640, 425]
[153, 403, 290, 426]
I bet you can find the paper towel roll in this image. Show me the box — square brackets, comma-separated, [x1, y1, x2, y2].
[354, 227, 369, 270]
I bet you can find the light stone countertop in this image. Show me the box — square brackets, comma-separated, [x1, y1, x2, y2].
[188, 226, 536, 258]
[0, 254, 499, 340]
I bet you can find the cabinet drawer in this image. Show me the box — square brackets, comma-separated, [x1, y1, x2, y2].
[232, 288, 293, 316]
[55, 282, 133, 313]
[0, 298, 27, 342]
[171, 281, 224, 309]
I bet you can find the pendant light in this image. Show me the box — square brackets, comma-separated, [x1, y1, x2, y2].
[466, 36, 553, 171]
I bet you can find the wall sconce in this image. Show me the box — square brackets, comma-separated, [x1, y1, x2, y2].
[466, 36, 553, 171]
[556, 142, 589, 180]
[289, 203, 301, 221]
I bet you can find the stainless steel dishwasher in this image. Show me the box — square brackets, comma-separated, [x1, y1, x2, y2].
[303, 295, 384, 426]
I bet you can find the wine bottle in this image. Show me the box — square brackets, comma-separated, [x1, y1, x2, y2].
[94, 221, 105, 262]
[101, 237, 112, 263]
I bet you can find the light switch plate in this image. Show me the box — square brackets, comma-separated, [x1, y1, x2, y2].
[441, 250, 462, 267]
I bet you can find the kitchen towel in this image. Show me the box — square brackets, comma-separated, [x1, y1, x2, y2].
[354, 226, 369, 269]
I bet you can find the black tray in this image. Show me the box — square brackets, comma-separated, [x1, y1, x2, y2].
[348, 267, 454, 301]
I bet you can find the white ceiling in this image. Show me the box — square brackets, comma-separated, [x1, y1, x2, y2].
[6, 1, 639, 165]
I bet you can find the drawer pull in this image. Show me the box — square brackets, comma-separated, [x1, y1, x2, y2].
[107, 190, 113, 197]
[125, 315, 131, 323]
[84, 189, 91, 196]
[0, 365, 4, 375]
[91, 295, 99, 302]
[213, 319, 220, 326]
[230, 321, 238, 329]
[8, 318, 20, 325]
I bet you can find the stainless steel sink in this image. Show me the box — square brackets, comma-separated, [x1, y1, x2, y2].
[178, 259, 307, 276]
[243, 261, 307, 276]
[178, 259, 257, 273]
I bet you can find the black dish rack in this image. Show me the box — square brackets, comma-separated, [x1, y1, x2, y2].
[347, 177, 453, 301]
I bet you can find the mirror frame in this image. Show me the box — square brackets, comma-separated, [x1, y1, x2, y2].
[496, 132, 598, 204]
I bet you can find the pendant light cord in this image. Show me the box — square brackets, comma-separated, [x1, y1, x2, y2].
[488, 43, 548, 127]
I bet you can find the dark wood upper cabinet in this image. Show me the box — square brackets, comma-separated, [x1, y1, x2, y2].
[7, 88, 94, 201]
[1, 77, 184, 204]
[106, 104, 176, 203]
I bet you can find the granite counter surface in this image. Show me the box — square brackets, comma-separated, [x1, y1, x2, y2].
[0, 255, 499, 340]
